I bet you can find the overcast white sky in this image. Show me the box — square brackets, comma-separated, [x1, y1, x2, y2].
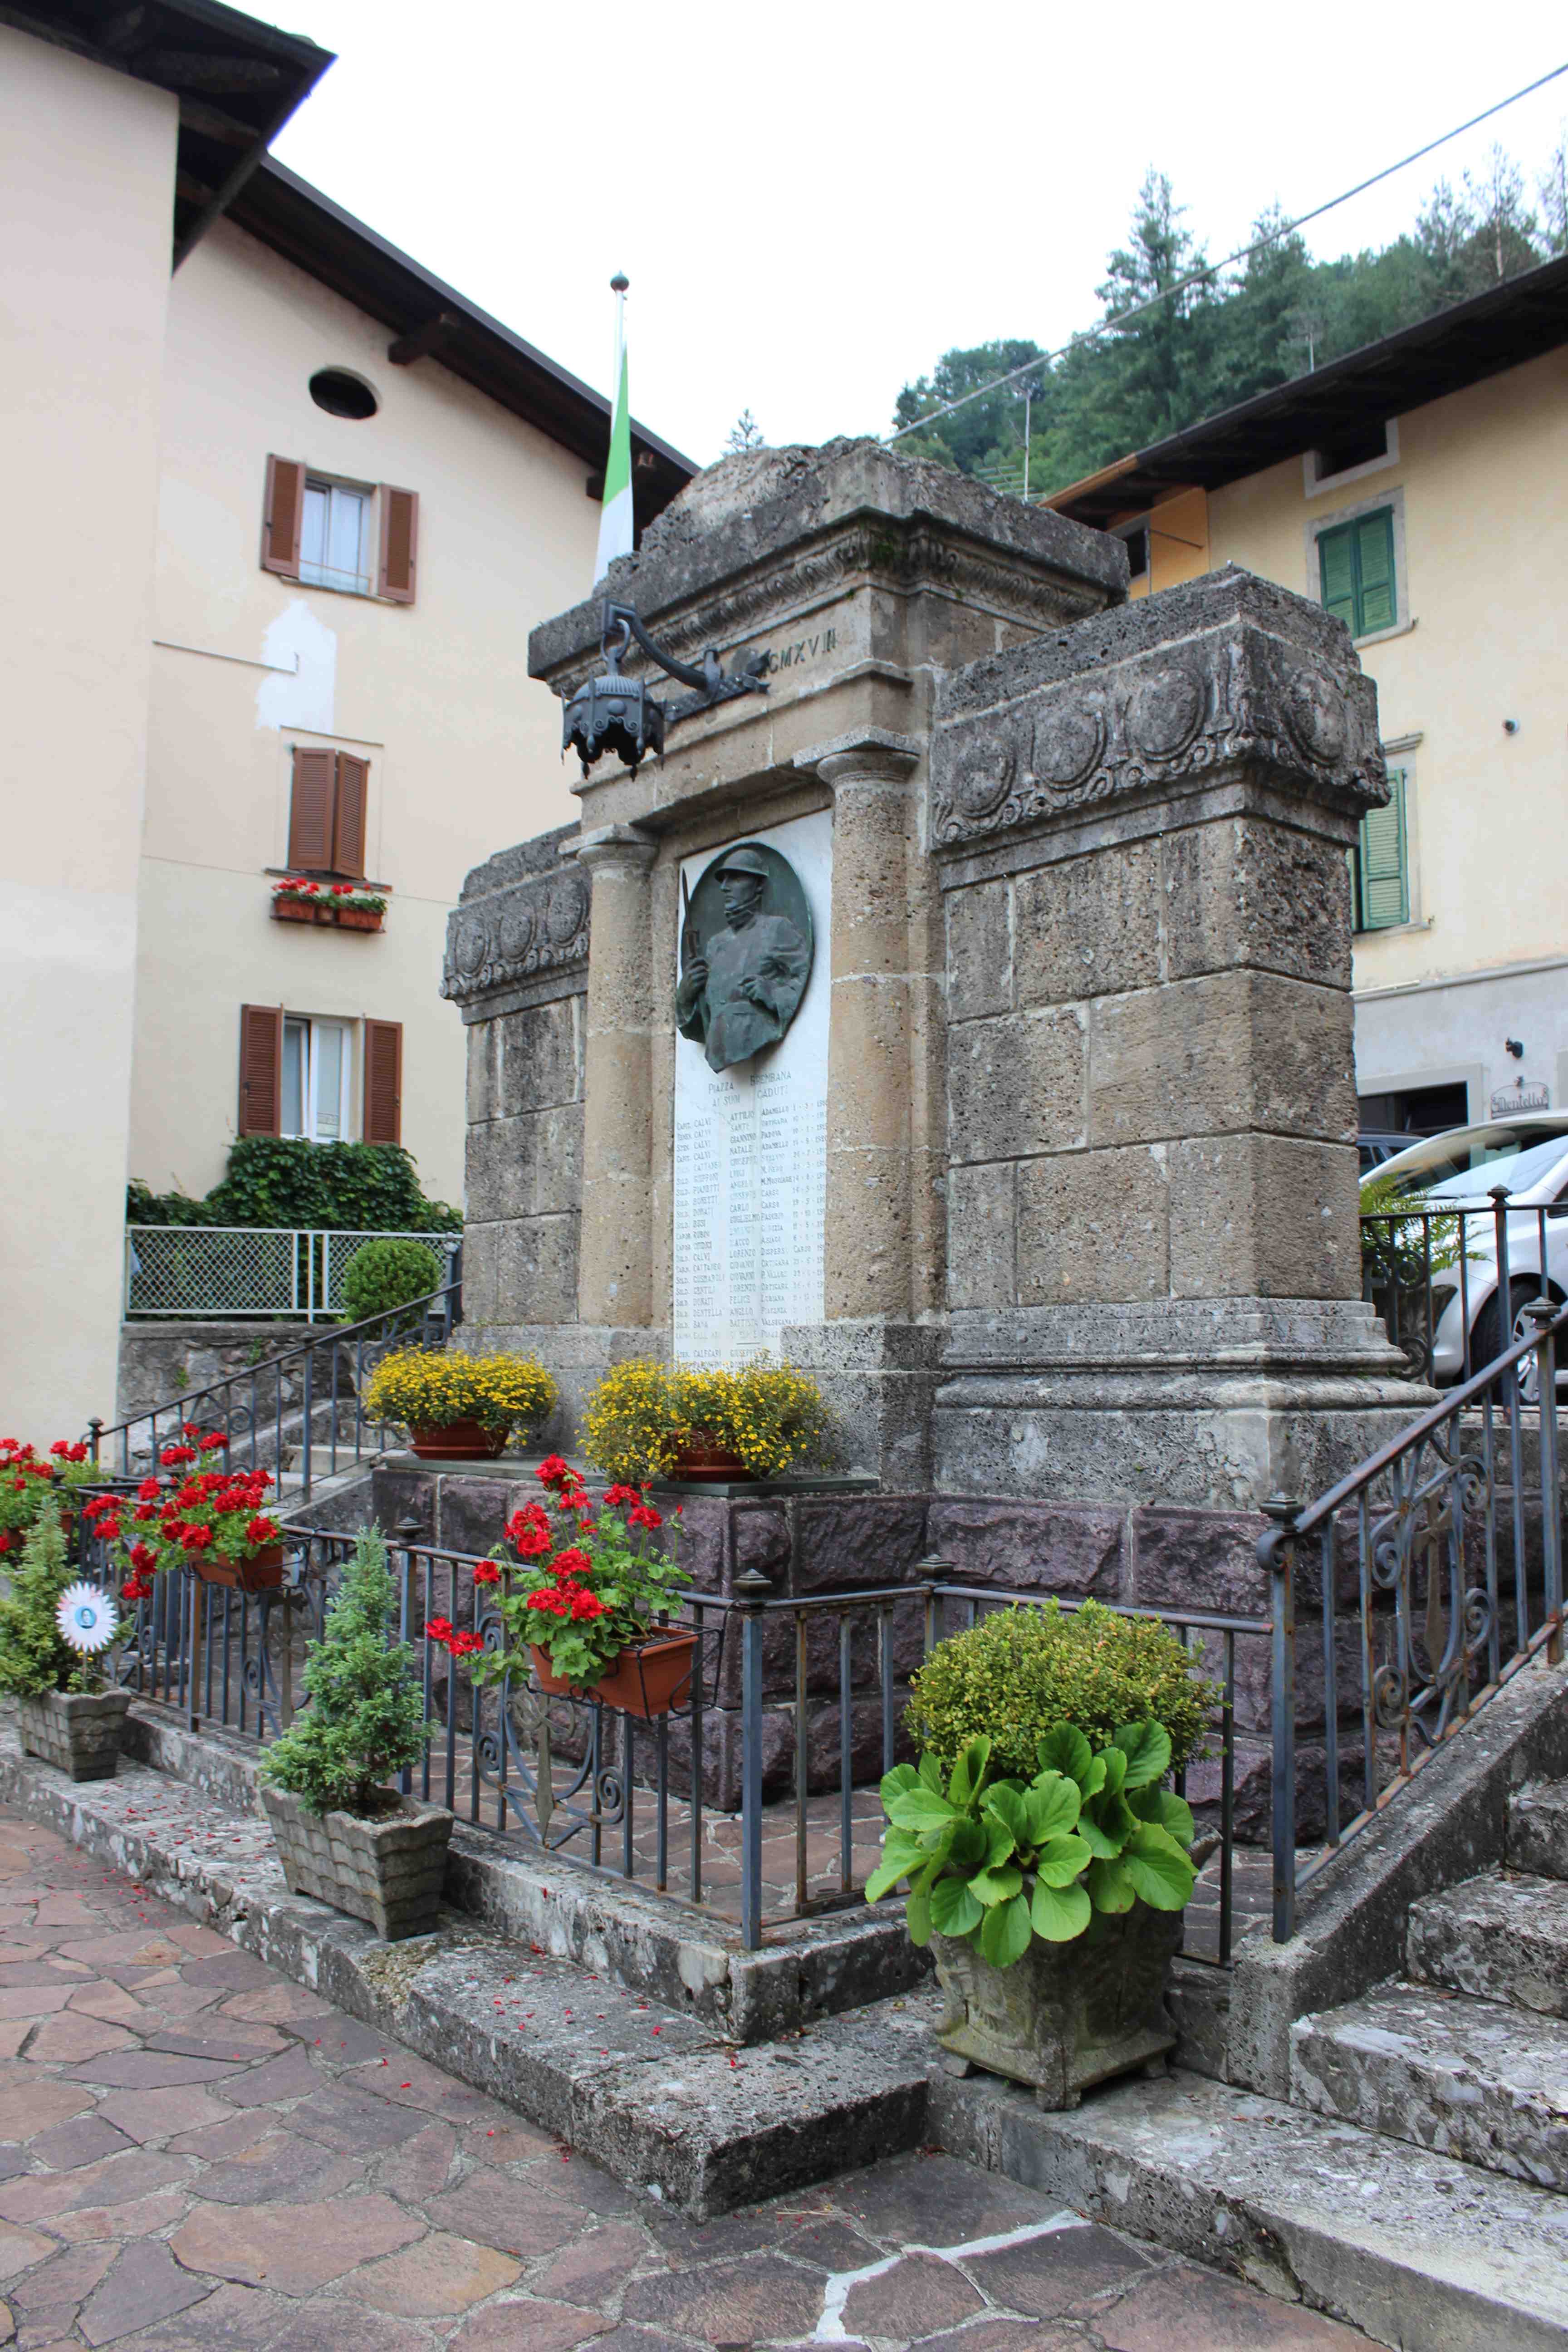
[268, 2, 1568, 467]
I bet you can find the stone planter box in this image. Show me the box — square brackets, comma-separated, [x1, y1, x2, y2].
[932, 1898, 1182, 2110]
[260, 1783, 452, 1939]
[18, 1687, 132, 1782]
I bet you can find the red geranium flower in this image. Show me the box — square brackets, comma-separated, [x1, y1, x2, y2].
[473, 1560, 501, 1583]
[425, 1617, 454, 1644]
[525, 1588, 567, 1616]
[569, 1589, 607, 1621]
[550, 1547, 591, 1582]
[627, 1504, 663, 1531]
[447, 1629, 485, 1657]
[536, 1455, 583, 1494]
[603, 1484, 641, 1508]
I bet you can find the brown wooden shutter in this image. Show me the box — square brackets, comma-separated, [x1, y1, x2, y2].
[363, 1020, 402, 1144]
[377, 486, 418, 603]
[286, 745, 336, 871]
[261, 456, 304, 578]
[332, 753, 369, 877]
[238, 1005, 282, 1137]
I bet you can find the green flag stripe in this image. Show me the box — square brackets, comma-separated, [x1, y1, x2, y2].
[603, 348, 631, 507]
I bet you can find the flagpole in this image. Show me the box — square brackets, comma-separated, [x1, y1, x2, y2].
[594, 271, 635, 588]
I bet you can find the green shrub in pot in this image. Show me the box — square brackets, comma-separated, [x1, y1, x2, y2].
[867, 1720, 1197, 1967]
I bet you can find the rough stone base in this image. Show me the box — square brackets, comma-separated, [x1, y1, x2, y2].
[17, 1688, 130, 1781]
[933, 1907, 1179, 2107]
[259, 1782, 452, 1939]
[936, 1298, 1429, 1510]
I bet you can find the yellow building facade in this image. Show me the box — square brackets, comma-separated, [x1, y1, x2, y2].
[1051, 266, 1568, 1139]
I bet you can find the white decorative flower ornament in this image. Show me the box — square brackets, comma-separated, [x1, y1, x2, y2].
[56, 1583, 120, 1654]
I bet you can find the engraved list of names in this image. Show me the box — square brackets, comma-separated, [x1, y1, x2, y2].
[673, 810, 830, 1367]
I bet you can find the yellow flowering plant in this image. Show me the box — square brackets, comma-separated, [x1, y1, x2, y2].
[364, 1349, 556, 1440]
[582, 1357, 833, 1484]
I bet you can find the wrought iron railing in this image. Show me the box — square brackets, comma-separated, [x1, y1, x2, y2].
[77, 1509, 1263, 1961]
[1261, 1291, 1567, 1942]
[124, 1225, 461, 1321]
[92, 1282, 461, 1503]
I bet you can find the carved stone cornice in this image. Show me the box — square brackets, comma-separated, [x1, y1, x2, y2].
[931, 600, 1387, 853]
[441, 863, 590, 1009]
[538, 515, 1112, 703]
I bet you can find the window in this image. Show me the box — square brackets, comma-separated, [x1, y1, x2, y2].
[300, 479, 372, 595]
[287, 746, 368, 877]
[282, 1017, 352, 1142]
[1352, 767, 1409, 931]
[309, 369, 378, 420]
[261, 458, 419, 603]
[1121, 523, 1149, 581]
[238, 1009, 403, 1143]
[1311, 419, 1392, 485]
[1318, 506, 1396, 638]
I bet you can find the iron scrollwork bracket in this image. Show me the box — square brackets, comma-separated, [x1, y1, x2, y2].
[600, 600, 770, 722]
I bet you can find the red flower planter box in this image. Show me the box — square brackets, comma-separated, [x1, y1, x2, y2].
[273, 897, 321, 924]
[191, 1544, 285, 1594]
[530, 1631, 697, 1718]
[333, 907, 384, 932]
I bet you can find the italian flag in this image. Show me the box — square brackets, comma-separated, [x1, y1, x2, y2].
[595, 279, 633, 583]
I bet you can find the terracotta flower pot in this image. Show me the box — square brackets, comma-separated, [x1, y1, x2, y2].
[931, 1898, 1182, 2110]
[18, 1687, 132, 1782]
[191, 1544, 284, 1593]
[670, 1435, 752, 1483]
[260, 1783, 452, 1940]
[530, 1629, 698, 1718]
[333, 906, 383, 931]
[272, 897, 318, 923]
[408, 1422, 509, 1460]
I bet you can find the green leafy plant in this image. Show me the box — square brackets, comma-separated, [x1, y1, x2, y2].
[1358, 1171, 1467, 1292]
[0, 1506, 116, 1698]
[127, 1139, 461, 1234]
[867, 1720, 1197, 1968]
[259, 1531, 431, 1816]
[906, 1598, 1210, 1787]
[340, 1237, 444, 1330]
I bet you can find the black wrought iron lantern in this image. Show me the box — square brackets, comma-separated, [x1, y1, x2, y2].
[562, 601, 769, 777]
[562, 629, 663, 773]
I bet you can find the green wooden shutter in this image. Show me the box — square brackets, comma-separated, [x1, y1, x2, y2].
[1356, 770, 1408, 930]
[1355, 509, 1396, 633]
[1318, 507, 1397, 637]
[1319, 522, 1357, 627]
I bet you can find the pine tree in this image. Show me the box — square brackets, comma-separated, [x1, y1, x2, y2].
[260, 1531, 430, 1815]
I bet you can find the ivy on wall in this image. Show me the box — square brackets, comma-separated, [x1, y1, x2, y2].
[127, 1140, 462, 1234]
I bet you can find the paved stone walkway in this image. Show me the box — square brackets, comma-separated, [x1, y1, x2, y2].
[0, 1805, 1371, 2350]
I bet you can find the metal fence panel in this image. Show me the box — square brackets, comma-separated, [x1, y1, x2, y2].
[124, 1227, 460, 1320]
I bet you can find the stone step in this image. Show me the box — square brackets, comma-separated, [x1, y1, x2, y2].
[932, 2063, 1568, 2352]
[1290, 1980, 1568, 2190]
[1512, 1778, 1568, 1879]
[1407, 1870, 1568, 2017]
[0, 1721, 939, 2217]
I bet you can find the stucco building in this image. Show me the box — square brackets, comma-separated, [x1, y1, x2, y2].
[1046, 258, 1568, 1139]
[1, 0, 690, 1438]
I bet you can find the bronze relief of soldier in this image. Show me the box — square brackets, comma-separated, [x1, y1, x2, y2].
[676, 844, 814, 1074]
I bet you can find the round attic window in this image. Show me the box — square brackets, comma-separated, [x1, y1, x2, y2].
[309, 369, 378, 420]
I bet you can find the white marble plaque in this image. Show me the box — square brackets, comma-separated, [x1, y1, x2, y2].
[673, 809, 830, 1367]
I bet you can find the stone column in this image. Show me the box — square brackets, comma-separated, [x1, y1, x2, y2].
[575, 824, 658, 1328]
[810, 732, 922, 1321]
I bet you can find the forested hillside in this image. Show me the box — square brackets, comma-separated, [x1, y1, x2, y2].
[893, 141, 1568, 500]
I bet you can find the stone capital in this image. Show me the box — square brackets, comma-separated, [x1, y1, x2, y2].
[796, 729, 922, 790]
[572, 824, 659, 878]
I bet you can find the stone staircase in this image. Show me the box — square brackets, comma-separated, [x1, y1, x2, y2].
[1291, 1774, 1568, 2192]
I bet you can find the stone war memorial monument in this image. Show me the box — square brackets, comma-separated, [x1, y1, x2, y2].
[429, 437, 1417, 1812]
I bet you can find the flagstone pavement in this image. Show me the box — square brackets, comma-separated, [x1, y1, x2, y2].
[0, 1803, 1372, 2351]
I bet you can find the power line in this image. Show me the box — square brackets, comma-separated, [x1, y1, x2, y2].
[887, 59, 1568, 447]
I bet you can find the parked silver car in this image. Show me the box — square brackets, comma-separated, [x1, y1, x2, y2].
[1362, 1112, 1568, 1389]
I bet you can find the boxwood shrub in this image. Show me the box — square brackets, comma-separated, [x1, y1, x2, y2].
[905, 1597, 1211, 1783]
